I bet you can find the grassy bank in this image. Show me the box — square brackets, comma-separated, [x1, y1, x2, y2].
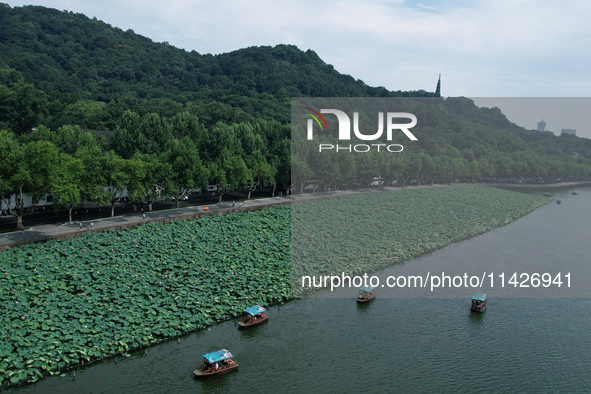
[0, 186, 549, 387]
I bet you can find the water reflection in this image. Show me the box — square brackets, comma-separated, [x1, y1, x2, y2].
[356, 299, 373, 312]
[467, 309, 485, 324]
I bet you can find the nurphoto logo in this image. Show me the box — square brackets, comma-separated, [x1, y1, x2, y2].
[305, 108, 418, 153]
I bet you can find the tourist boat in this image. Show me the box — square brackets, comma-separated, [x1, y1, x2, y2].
[572, 192, 578, 195]
[470, 293, 487, 312]
[238, 305, 269, 327]
[542, 192, 552, 197]
[357, 286, 376, 303]
[193, 349, 238, 377]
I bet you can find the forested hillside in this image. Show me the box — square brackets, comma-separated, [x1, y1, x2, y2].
[0, 4, 590, 228]
[0, 3, 433, 131]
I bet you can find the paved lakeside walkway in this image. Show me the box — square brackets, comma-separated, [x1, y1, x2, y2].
[0, 186, 415, 249]
[2, 181, 587, 250]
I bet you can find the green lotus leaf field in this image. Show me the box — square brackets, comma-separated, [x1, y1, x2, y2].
[292, 186, 549, 294]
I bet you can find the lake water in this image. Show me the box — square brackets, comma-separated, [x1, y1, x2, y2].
[12, 186, 591, 393]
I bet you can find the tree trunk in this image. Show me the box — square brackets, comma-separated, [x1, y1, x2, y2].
[111, 202, 115, 217]
[148, 202, 153, 211]
[68, 206, 73, 223]
[12, 187, 26, 229]
[247, 190, 252, 200]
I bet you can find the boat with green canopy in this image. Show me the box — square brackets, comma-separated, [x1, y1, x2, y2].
[193, 349, 238, 377]
[470, 293, 487, 312]
[238, 305, 269, 327]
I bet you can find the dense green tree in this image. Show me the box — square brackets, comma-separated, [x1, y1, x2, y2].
[169, 111, 206, 145]
[164, 137, 209, 207]
[0, 133, 59, 227]
[63, 100, 112, 129]
[138, 112, 170, 155]
[99, 150, 132, 217]
[354, 154, 379, 188]
[111, 110, 142, 159]
[131, 153, 172, 211]
[22, 124, 106, 155]
[246, 150, 275, 194]
[271, 138, 292, 193]
[215, 148, 251, 202]
[75, 145, 103, 207]
[51, 153, 84, 223]
[0, 83, 48, 135]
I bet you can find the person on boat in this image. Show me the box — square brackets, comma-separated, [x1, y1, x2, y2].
[223, 359, 233, 367]
[213, 362, 219, 371]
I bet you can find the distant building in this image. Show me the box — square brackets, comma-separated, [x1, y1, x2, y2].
[435, 74, 441, 97]
[561, 129, 576, 136]
[537, 119, 546, 132]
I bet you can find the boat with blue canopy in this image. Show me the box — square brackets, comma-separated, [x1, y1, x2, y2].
[193, 349, 238, 377]
[239, 305, 268, 327]
[357, 286, 376, 303]
[470, 293, 487, 312]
